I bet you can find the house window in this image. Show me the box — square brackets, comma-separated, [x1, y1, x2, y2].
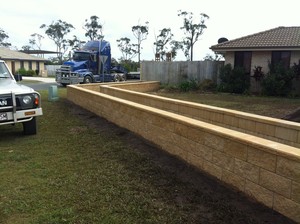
[29, 61, 32, 70]
[271, 51, 291, 69]
[20, 61, 24, 69]
[234, 51, 252, 74]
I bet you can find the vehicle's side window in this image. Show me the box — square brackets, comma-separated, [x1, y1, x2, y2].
[0, 63, 4, 73]
[0, 63, 9, 76]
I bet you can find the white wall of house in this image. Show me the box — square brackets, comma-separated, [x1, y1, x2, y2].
[291, 51, 300, 65]
[222, 50, 300, 94]
[225, 50, 300, 74]
[4, 60, 46, 76]
[224, 52, 234, 66]
[251, 51, 270, 74]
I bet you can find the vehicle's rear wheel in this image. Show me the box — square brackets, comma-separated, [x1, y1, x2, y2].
[23, 117, 37, 135]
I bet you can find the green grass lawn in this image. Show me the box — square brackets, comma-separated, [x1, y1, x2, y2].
[0, 89, 192, 223]
[1, 89, 182, 223]
[0, 89, 295, 224]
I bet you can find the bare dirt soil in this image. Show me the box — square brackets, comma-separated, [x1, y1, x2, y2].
[69, 100, 297, 224]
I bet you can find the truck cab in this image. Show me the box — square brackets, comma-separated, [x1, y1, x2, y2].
[56, 40, 127, 86]
[0, 60, 43, 135]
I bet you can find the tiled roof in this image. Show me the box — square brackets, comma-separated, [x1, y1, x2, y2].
[210, 26, 300, 51]
[0, 47, 47, 61]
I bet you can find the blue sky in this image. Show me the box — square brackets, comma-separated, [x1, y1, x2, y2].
[1, 0, 299, 61]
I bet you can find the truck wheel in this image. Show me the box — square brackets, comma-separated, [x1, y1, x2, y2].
[114, 74, 121, 82]
[23, 117, 37, 135]
[83, 76, 93, 84]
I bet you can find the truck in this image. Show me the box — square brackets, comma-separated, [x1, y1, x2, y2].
[55, 40, 127, 86]
[0, 60, 43, 135]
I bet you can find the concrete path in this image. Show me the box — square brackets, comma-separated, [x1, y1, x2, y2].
[22, 76, 56, 83]
[21, 76, 59, 91]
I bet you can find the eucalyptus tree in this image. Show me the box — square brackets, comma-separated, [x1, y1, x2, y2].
[178, 10, 209, 61]
[68, 35, 85, 51]
[20, 33, 45, 57]
[153, 28, 174, 61]
[203, 52, 224, 61]
[83, 15, 104, 41]
[29, 33, 44, 50]
[132, 21, 149, 63]
[0, 28, 11, 47]
[116, 37, 137, 61]
[21, 45, 31, 51]
[40, 19, 74, 63]
[169, 40, 184, 60]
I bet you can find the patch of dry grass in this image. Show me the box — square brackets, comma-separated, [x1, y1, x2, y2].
[154, 90, 300, 118]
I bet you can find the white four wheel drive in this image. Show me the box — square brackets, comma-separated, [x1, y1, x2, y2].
[0, 60, 43, 135]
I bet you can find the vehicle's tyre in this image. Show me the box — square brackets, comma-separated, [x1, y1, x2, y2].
[23, 117, 37, 135]
[114, 74, 121, 82]
[83, 76, 93, 84]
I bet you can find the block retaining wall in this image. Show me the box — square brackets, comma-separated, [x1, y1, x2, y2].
[99, 82, 300, 148]
[67, 83, 300, 222]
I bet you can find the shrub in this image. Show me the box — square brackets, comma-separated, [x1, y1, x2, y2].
[178, 79, 198, 92]
[252, 66, 264, 81]
[292, 60, 300, 79]
[261, 62, 295, 96]
[199, 79, 217, 92]
[159, 83, 178, 92]
[218, 64, 250, 94]
[16, 68, 37, 76]
[16, 68, 27, 76]
[26, 69, 36, 76]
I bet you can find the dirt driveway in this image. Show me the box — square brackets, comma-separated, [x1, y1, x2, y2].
[69, 101, 296, 224]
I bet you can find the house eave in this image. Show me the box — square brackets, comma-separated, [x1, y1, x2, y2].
[0, 56, 48, 61]
[210, 46, 300, 53]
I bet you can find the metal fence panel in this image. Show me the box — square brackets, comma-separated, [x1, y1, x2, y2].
[45, 65, 61, 76]
[141, 61, 224, 84]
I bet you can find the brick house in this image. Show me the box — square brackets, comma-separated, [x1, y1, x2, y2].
[210, 26, 300, 93]
[0, 47, 48, 76]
